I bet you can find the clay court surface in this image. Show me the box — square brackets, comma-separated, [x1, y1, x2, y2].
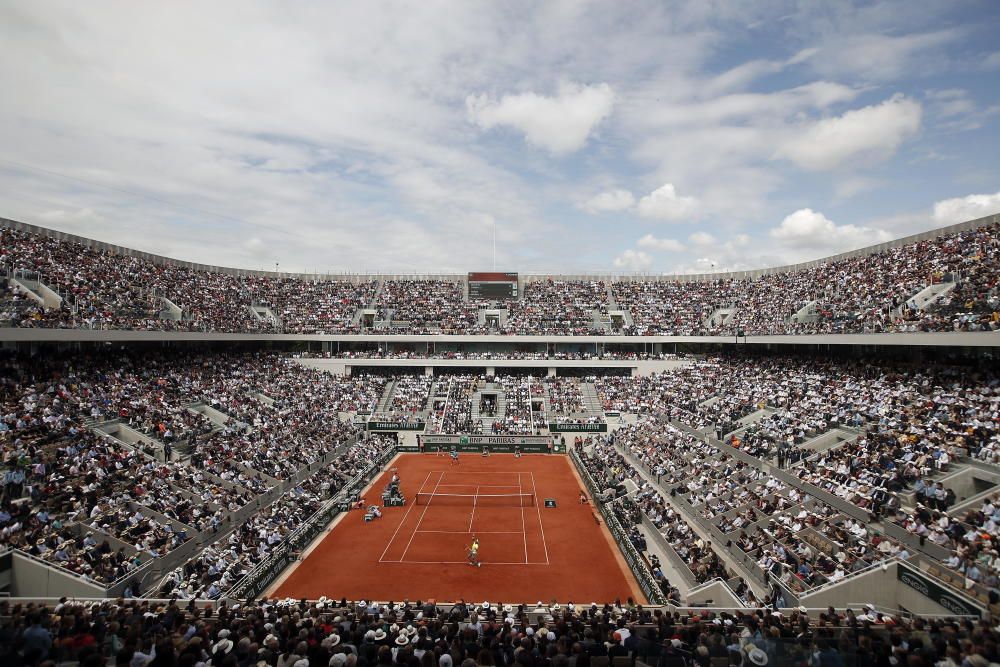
[272, 453, 644, 604]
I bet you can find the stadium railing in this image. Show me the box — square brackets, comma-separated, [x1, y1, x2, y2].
[569, 448, 667, 605]
[614, 440, 770, 593]
[225, 445, 398, 601]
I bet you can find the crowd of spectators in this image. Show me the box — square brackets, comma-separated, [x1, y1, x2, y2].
[4, 594, 999, 667]
[3, 331, 1000, 658]
[0, 349, 392, 589]
[543, 378, 589, 416]
[589, 354, 1000, 606]
[373, 376, 433, 422]
[494, 377, 543, 435]
[433, 375, 483, 435]
[612, 222, 999, 336]
[375, 281, 481, 333]
[577, 437, 733, 594]
[4, 220, 998, 335]
[161, 435, 394, 601]
[504, 280, 608, 335]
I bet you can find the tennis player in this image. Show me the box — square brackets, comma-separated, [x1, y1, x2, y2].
[450, 447, 459, 465]
[467, 536, 481, 567]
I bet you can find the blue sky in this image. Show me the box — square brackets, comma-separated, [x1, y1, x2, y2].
[0, 0, 998, 274]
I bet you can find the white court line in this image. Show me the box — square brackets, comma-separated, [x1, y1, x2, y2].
[468, 484, 479, 532]
[518, 472, 528, 564]
[415, 530, 524, 534]
[399, 470, 446, 562]
[435, 484, 522, 489]
[428, 471, 530, 475]
[378, 469, 432, 563]
[394, 560, 550, 565]
[530, 472, 550, 565]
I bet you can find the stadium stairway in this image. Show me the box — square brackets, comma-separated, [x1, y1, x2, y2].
[187, 401, 243, 432]
[158, 296, 183, 322]
[247, 304, 281, 328]
[92, 420, 174, 463]
[789, 300, 820, 324]
[591, 309, 612, 332]
[252, 390, 276, 407]
[470, 394, 480, 423]
[369, 277, 386, 308]
[605, 282, 618, 309]
[795, 426, 857, 456]
[495, 388, 506, 420]
[376, 381, 397, 414]
[423, 381, 439, 412]
[703, 307, 736, 329]
[721, 407, 773, 440]
[580, 382, 603, 414]
[10, 274, 61, 309]
[901, 281, 957, 312]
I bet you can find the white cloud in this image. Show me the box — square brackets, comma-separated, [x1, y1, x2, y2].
[37, 207, 105, 226]
[933, 191, 1000, 224]
[777, 95, 922, 170]
[688, 231, 715, 246]
[925, 89, 1000, 132]
[984, 51, 1000, 71]
[580, 188, 635, 214]
[809, 30, 959, 82]
[770, 208, 892, 251]
[636, 234, 684, 252]
[636, 183, 700, 221]
[834, 176, 883, 200]
[466, 82, 615, 155]
[243, 237, 269, 258]
[613, 249, 652, 271]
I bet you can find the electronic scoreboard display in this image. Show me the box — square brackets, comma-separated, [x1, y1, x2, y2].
[468, 272, 518, 299]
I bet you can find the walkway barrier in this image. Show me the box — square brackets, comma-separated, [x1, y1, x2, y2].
[226, 446, 397, 600]
[569, 449, 667, 604]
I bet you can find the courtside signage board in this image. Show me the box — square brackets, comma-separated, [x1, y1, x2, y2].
[366, 420, 425, 432]
[896, 562, 982, 617]
[548, 423, 608, 433]
[421, 434, 552, 453]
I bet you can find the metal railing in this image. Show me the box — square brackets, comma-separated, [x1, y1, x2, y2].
[569, 449, 667, 604]
[225, 446, 397, 600]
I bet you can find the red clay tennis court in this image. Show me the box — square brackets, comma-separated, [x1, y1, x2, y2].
[271, 453, 644, 604]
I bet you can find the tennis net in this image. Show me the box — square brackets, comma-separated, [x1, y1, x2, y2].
[414, 492, 536, 507]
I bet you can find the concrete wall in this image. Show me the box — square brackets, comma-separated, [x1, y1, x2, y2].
[799, 562, 978, 617]
[685, 579, 745, 607]
[11, 552, 107, 598]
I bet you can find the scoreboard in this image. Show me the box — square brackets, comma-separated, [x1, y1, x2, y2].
[468, 272, 518, 299]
